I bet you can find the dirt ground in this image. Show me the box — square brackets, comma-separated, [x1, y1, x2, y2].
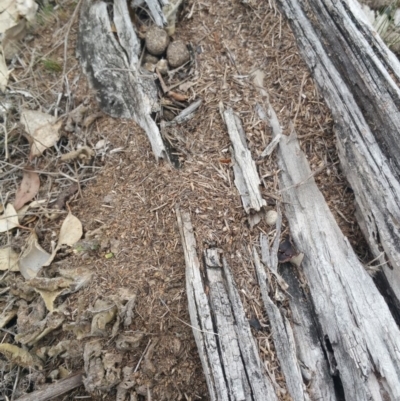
[0, 0, 371, 399]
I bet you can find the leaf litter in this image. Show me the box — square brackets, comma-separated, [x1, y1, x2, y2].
[13, 167, 40, 210]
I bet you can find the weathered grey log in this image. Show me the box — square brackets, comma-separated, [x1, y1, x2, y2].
[277, 130, 400, 400]
[224, 108, 266, 213]
[77, 0, 167, 159]
[275, 0, 400, 308]
[253, 246, 309, 401]
[176, 207, 278, 401]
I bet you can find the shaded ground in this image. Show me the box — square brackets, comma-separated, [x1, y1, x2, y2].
[0, 0, 371, 399]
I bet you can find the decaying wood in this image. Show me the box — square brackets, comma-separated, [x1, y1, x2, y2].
[277, 130, 400, 400]
[165, 98, 203, 126]
[77, 0, 167, 160]
[141, 0, 167, 27]
[224, 108, 266, 213]
[275, 0, 400, 305]
[176, 207, 278, 401]
[256, 103, 282, 158]
[175, 206, 226, 401]
[278, 261, 338, 401]
[15, 372, 83, 401]
[253, 246, 309, 401]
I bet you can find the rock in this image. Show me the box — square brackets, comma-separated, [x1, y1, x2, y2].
[167, 40, 190, 68]
[145, 26, 170, 56]
[266, 210, 278, 226]
[143, 62, 156, 73]
[156, 59, 169, 75]
[144, 53, 159, 64]
[162, 109, 175, 121]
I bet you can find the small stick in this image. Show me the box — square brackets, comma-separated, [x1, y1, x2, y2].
[134, 340, 152, 373]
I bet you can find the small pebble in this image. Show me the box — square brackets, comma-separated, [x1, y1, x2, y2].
[162, 109, 175, 121]
[144, 53, 159, 64]
[266, 210, 278, 226]
[145, 26, 170, 56]
[143, 62, 156, 73]
[167, 40, 190, 68]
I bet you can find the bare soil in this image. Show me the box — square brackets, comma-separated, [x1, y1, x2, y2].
[0, 0, 371, 399]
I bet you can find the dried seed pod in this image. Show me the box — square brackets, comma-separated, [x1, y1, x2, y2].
[266, 210, 278, 226]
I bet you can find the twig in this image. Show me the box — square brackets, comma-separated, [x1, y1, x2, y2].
[62, 0, 83, 91]
[279, 163, 329, 193]
[134, 340, 152, 373]
[291, 72, 308, 133]
[11, 366, 20, 401]
[3, 116, 9, 161]
[159, 297, 218, 336]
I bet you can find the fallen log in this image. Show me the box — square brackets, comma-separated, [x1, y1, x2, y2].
[176, 206, 278, 401]
[276, 129, 400, 400]
[77, 0, 167, 160]
[275, 0, 400, 307]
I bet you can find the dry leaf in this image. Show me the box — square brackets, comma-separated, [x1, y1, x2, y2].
[58, 211, 83, 247]
[90, 299, 117, 336]
[14, 167, 40, 210]
[0, 343, 42, 368]
[0, 247, 19, 271]
[20, 109, 62, 158]
[0, 203, 19, 232]
[29, 276, 73, 312]
[34, 289, 64, 313]
[0, 0, 37, 63]
[19, 232, 51, 279]
[44, 211, 83, 266]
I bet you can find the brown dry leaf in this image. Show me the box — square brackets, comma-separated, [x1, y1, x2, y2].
[19, 232, 51, 279]
[29, 276, 73, 312]
[44, 211, 83, 266]
[90, 299, 118, 336]
[0, 203, 19, 232]
[0, 344, 42, 369]
[20, 109, 62, 158]
[58, 211, 83, 248]
[0, 247, 19, 271]
[14, 167, 40, 210]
